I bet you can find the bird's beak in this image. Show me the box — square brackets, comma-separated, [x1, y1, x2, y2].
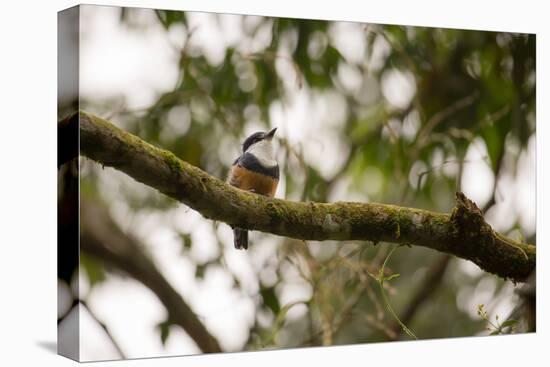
[266, 127, 277, 140]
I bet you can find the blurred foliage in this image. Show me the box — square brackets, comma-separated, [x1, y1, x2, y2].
[77, 8, 535, 352]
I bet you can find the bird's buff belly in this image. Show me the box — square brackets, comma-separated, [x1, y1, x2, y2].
[229, 165, 278, 197]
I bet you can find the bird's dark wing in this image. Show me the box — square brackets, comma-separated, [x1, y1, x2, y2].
[238, 153, 279, 179]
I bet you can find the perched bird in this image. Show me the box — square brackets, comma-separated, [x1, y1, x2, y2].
[227, 127, 279, 250]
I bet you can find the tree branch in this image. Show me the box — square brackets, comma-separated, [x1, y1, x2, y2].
[65, 111, 535, 282]
[80, 198, 222, 354]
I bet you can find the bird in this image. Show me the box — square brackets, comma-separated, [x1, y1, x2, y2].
[227, 127, 279, 250]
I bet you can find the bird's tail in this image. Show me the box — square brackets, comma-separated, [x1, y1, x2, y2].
[233, 228, 248, 250]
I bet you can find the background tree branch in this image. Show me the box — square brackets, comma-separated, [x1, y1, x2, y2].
[79, 300, 127, 359]
[64, 110, 535, 282]
[80, 198, 222, 354]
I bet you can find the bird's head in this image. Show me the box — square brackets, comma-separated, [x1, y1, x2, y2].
[242, 127, 277, 153]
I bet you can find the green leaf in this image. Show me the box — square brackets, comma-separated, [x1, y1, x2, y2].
[156, 321, 171, 346]
[179, 232, 192, 253]
[154, 10, 187, 29]
[501, 320, 518, 328]
[260, 286, 280, 315]
[489, 330, 501, 336]
[482, 127, 504, 171]
[195, 264, 207, 279]
[80, 253, 106, 287]
[384, 273, 401, 282]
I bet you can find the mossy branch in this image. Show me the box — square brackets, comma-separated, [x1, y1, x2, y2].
[62, 111, 535, 282]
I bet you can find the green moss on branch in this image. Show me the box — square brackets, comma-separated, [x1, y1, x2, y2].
[65, 111, 536, 282]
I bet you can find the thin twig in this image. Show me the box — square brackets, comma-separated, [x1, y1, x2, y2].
[374, 245, 417, 340]
[389, 254, 451, 339]
[416, 91, 480, 148]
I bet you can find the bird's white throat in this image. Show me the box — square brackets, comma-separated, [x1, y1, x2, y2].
[247, 140, 277, 167]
